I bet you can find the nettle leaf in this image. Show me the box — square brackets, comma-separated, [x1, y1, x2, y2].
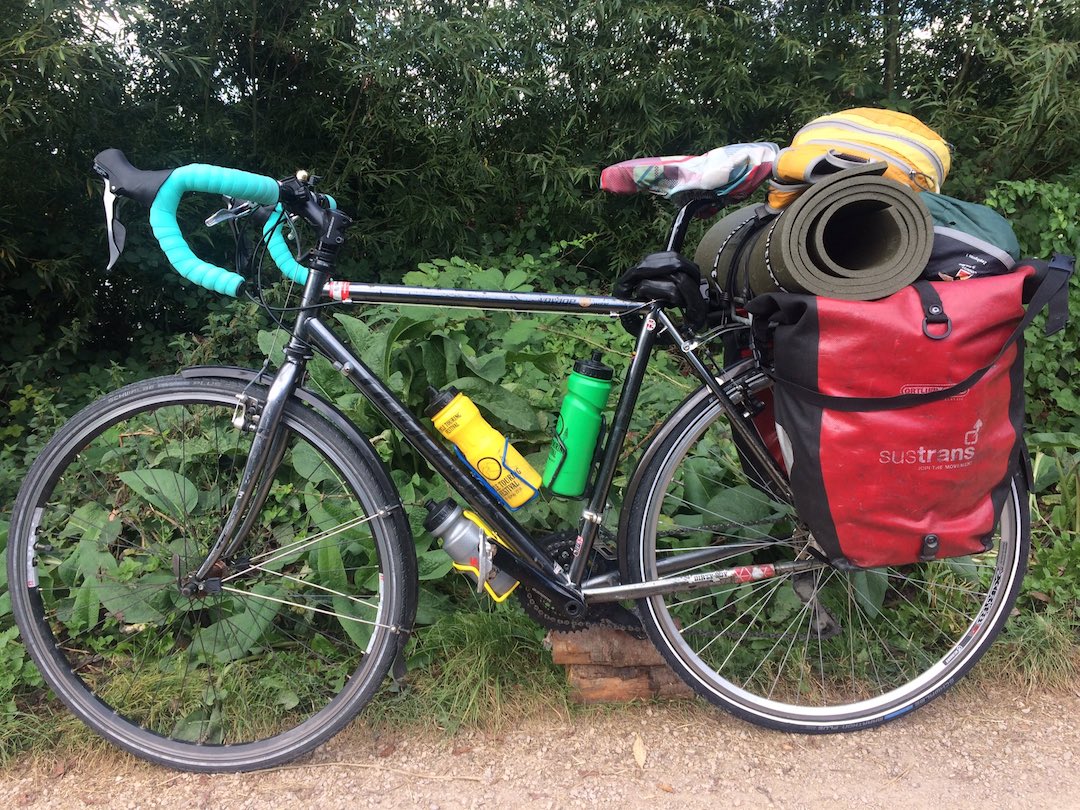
[704, 485, 778, 534]
[471, 267, 504, 289]
[417, 547, 454, 581]
[333, 313, 370, 347]
[172, 706, 223, 744]
[505, 350, 560, 376]
[331, 593, 376, 651]
[465, 351, 507, 383]
[69, 579, 101, 632]
[274, 689, 300, 710]
[290, 442, 333, 485]
[60, 502, 121, 545]
[421, 340, 448, 388]
[118, 469, 199, 521]
[334, 313, 390, 374]
[767, 583, 802, 623]
[386, 316, 450, 373]
[504, 269, 529, 289]
[190, 585, 280, 663]
[851, 570, 889, 618]
[502, 319, 538, 350]
[57, 520, 120, 589]
[257, 328, 289, 366]
[414, 587, 453, 626]
[98, 573, 170, 624]
[945, 557, 981, 583]
[314, 537, 377, 649]
[681, 458, 711, 511]
[450, 376, 540, 432]
[314, 535, 348, 589]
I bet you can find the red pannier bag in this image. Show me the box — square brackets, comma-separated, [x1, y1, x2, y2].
[745, 255, 1073, 569]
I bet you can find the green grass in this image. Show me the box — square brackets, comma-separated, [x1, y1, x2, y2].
[368, 600, 570, 732]
[976, 609, 1080, 691]
[0, 600, 569, 767]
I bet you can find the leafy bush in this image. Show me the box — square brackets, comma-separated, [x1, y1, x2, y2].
[986, 179, 1080, 432]
[985, 180, 1080, 626]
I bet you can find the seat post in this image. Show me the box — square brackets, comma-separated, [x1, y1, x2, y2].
[666, 197, 720, 252]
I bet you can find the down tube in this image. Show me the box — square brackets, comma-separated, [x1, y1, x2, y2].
[303, 318, 586, 611]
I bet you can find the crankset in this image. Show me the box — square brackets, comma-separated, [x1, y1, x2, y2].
[516, 530, 645, 638]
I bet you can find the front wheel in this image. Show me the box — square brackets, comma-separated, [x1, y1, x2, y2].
[622, 387, 1028, 732]
[8, 375, 417, 771]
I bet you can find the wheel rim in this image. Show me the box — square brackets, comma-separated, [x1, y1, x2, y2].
[16, 385, 396, 754]
[637, 402, 1024, 726]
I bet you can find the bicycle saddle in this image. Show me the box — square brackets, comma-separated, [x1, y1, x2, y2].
[600, 142, 779, 202]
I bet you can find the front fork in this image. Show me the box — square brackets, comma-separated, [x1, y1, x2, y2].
[182, 274, 330, 594]
[183, 354, 305, 592]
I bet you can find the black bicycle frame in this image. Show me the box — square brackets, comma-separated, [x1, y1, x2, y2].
[193, 199, 801, 616]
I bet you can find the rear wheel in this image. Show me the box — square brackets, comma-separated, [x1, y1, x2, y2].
[9, 375, 416, 771]
[623, 388, 1028, 732]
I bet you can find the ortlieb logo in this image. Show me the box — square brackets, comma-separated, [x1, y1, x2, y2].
[879, 420, 981, 466]
[899, 384, 969, 400]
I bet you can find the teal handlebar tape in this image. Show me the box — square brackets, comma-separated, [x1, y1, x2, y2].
[260, 194, 337, 286]
[263, 205, 308, 285]
[149, 164, 280, 296]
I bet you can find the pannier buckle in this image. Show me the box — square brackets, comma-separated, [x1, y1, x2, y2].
[922, 304, 952, 340]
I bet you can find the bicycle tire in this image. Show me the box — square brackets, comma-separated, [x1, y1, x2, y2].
[621, 386, 1028, 732]
[9, 375, 417, 771]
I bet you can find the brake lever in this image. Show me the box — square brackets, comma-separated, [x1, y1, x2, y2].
[102, 179, 127, 272]
[205, 197, 257, 228]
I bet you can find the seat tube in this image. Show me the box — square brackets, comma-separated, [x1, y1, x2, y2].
[568, 304, 660, 583]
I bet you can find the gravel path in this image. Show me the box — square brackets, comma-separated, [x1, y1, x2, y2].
[3, 685, 1080, 809]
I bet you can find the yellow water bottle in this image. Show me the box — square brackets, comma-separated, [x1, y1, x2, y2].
[426, 386, 541, 509]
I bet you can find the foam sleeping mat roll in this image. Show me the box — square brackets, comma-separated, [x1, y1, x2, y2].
[750, 163, 933, 300]
[698, 163, 934, 302]
[694, 205, 761, 297]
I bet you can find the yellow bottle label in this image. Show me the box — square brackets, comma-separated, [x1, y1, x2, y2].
[431, 393, 541, 508]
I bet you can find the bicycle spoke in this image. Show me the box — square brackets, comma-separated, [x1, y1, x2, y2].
[14, 380, 408, 768]
[631, 393, 1027, 728]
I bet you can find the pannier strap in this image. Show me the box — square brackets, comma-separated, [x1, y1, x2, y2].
[914, 281, 952, 340]
[751, 254, 1074, 413]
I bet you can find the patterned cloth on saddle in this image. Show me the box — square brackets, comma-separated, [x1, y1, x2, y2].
[600, 142, 779, 202]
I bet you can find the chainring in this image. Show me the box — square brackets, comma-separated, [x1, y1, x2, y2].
[516, 530, 645, 638]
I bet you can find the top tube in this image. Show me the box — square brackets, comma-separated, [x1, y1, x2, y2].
[323, 281, 645, 316]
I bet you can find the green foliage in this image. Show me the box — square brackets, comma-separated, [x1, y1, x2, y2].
[1025, 433, 1080, 608]
[298, 239, 689, 623]
[1, 0, 1080, 761]
[987, 179, 1080, 431]
[0, 519, 45, 762]
[373, 601, 567, 732]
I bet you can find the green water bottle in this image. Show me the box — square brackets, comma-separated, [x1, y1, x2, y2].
[543, 351, 614, 497]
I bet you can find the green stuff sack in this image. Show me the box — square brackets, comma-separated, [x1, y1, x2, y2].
[770, 108, 951, 209]
[921, 193, 1021, 281]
